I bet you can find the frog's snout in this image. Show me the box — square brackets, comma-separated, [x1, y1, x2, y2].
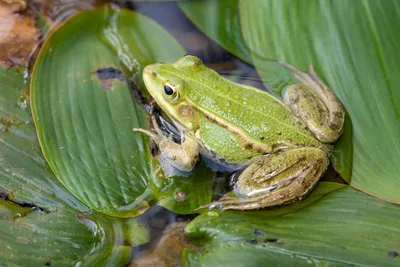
[143, 65, 156, 79]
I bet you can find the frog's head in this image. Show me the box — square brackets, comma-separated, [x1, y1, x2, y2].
[143, 55, 204, 130]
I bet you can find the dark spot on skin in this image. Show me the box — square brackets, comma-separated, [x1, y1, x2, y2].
[120, 200, 126, 206]
[151, 71, 157, 78]
[388, 251, 399, 258]
[178, 105, 194, 120]
[330, 122, 340, 131]
[44, 260, 51, 266]
[244, 143, 253, 149]
[247, 239, 257, 245]
[253, 229, 264, 236]
[92, 67, 125, 90]
[256, 148, 265, 154]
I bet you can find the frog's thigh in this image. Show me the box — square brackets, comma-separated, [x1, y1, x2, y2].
[211, 147, 328, 210]
[282, 67, 345, 143]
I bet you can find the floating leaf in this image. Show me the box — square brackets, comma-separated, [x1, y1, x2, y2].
[1, 66, 150, 266]
[30, 8, 188, 217]
[185, 182, 400, 266]
[0, 208, 94, 266]
[239, 0, 399, 202]
[180, 0, 400, 202]
[158, 162, 215, 214]
[0, 66, 87, 211]
[179, 0, 251, 63]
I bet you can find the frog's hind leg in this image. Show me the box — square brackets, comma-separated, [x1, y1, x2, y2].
[280, 62, 345, 143]
[196, 147, 329, 211]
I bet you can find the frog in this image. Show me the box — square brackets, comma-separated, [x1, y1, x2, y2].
[133, 55, 345, 210]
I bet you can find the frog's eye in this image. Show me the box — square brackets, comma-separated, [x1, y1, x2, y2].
[163, 81, 180, 102]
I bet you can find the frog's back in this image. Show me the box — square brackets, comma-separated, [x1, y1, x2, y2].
[185, 68, 320, 151]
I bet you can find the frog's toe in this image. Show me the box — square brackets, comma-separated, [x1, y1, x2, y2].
[194, 195, 239, 212]
[195, 195, 266, 211]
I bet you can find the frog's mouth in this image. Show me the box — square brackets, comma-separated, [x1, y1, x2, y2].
[143, 64, 170, 107]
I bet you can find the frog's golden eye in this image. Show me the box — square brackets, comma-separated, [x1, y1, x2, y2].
[163, 81, 180, 102]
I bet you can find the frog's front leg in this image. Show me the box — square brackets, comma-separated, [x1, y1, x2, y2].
[133, 127, 200, 171]
[197, 147, 329, 211]
[281, 62, 345, 143]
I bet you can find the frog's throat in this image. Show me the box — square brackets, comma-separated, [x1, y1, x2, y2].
[185, 99, 273, 154]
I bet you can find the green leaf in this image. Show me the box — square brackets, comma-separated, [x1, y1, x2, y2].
[179, 0, 400, 202]
[0, 67, 87, 211]
[184, 182, 400, 266]
[102, 7, 186, 89]
[30, 8, 185, 217]
[239, 0, 399, 202]
[179, 0, 251, 63]
[0, 66, 95, 265]
[0, 208, 94, 266]
[0, 204, 149, 267]
[1, 66, 151, 266]
[77, 213, 150, 266]
[158, 162, 215, 214]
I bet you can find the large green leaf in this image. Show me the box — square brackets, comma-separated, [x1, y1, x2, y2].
[239, 0, 400, 202]
[0, 67, 87, 212]
[180, 0, 400, 202]
[0, 66, 93, 265]
[179, 0, 251, 63]
[30, 8, 186, 217]
[1, 66, 150, 266]
[184, 182, 400, 266]
[101, 7, 186, 89]
[0, 202, 149, 267]
[0, 207, 94, 266]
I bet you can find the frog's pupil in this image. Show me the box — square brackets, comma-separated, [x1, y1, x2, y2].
[164, 85, 174, 95]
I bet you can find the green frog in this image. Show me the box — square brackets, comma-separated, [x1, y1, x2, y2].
[134, 55, 345, 210]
